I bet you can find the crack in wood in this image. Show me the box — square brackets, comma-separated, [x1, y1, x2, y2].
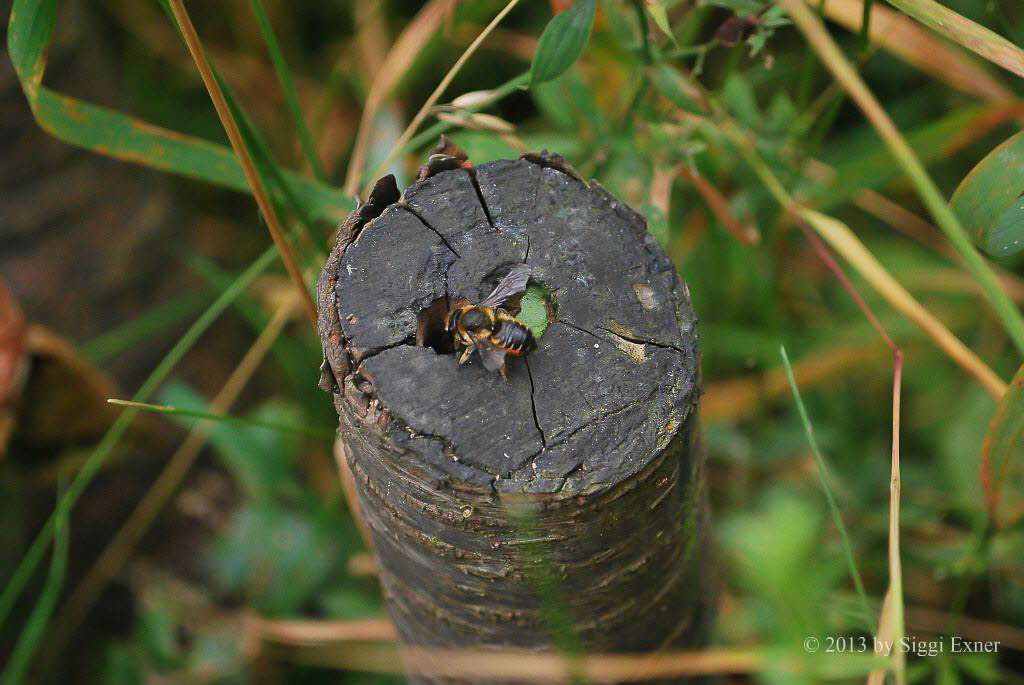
[557, 318, 687, 357]
[524, 358, 546, 449]
[510, 381, 665, 492]
[598, 325, 687, 354]
[465, 167, 496, 229]
[400, 203, 462, 259]
[357, 333, 417, 363]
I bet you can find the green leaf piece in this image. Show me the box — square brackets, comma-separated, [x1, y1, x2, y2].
[780, 346, 875, 633]
[209, 502, 337, 616]
[7, 0, 57, 96]
[518, 283, 558, 339]
[529, 0, 598, 87]
[951, 131, 1024, 258]
[645, 1, 679, 47]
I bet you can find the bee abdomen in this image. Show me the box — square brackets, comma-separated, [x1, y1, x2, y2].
[495, 319, 535, 355]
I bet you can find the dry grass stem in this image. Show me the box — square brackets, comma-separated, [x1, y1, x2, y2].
[364, 0, 523, 196]
[822, 0, 1012, 101]
[874, 349, 906, 684]
[800, 209, 1006, 398]
[165, 0, 317, 326]
[886, 0, 1024, 79]
[292, 644, 771, 681]
[248, 614, 397, 644]
[678, 167, 761, 246]
[779, 0, 1024, 355]
[343, 0, 458, 195]
[45, 297, 298, 660]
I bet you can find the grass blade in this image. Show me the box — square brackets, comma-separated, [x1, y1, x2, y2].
[42, 92, 349, 222]
[6, 0, 56, 96]
[6, 0, 351, 224]
[822, 0, 1012, 101]
[81, 291, 210, 362]
[212, 68, 322, 257]
[779, 0, 1024, 357]
[0, 248, 277, 630]
[0, 493, 69, 685]
[106, 399, 335, 439]
[780, 346, 875, 633]
[859, 0, 874, 50]
[246, 0, 327, 182]
[885, 0, 1024, 79]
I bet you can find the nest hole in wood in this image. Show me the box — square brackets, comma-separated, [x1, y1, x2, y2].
[414, 278, 559, 355]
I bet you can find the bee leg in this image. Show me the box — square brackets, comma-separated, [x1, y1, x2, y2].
[499, 363, 508, 381]
[458, 347, 474, 366]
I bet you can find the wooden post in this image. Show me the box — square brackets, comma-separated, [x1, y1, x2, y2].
[317, 148, 713, 680]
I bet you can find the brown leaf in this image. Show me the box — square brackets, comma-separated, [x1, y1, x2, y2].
[0, 280, 29, 455]
[715, 16, 759, 47]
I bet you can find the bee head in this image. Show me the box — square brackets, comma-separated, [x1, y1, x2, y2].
[460, 308, 490, 332]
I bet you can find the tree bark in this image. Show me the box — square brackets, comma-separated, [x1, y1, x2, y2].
[317, 151, 713, 683]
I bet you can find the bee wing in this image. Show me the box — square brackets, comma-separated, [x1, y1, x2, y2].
[479, 264, 531, 308]
[473, 336, 508, 372]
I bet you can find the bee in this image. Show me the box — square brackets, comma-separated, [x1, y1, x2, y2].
[447, 264, 536, 379]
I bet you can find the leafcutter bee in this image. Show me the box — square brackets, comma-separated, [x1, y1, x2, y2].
[447, 264, 536, 379]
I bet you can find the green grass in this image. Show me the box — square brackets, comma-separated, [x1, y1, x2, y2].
[106, 399, 336, 439]
[0, 491, 69, 685]
[780, 345, 875, 633]
[0, 247, 278, 630]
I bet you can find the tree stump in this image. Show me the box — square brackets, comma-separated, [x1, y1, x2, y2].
[317, 149, 713, 681]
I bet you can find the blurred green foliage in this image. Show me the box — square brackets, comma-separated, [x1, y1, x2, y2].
[5, 0, 1024, 682]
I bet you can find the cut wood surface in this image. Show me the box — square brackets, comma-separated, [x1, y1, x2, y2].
[317, 149, 712, 679]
